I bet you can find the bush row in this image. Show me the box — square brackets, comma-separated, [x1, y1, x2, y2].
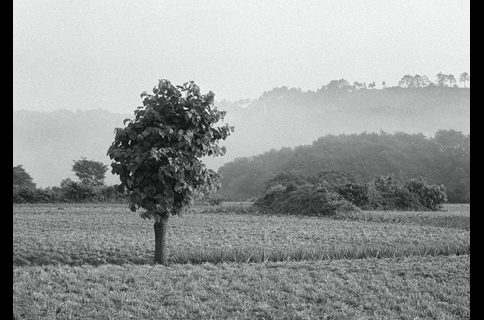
[254, 184, 359, 216]
[254, 174, 447, 216]
[13, 182, 127, 204]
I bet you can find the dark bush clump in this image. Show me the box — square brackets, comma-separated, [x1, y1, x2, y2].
[13, 186, 53, 204]
[335, 174, 447, 211]
[254, 173, 447, 215]
[254, 184, 359, 216]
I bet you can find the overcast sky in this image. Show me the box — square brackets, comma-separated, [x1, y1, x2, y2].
[13, 0, 470, 114]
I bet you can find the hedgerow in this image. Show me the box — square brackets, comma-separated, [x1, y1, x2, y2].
[254, 174, 447, 215]
[13, 184, 127, 204]
[254, 183, 359, 216]
[334, 175, 447, 211]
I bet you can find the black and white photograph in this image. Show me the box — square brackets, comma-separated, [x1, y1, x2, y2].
[13, 0, 470, 319]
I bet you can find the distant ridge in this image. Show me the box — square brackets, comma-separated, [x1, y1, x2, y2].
[13, 87, 469, 188]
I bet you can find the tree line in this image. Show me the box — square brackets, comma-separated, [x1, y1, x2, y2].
[318, 72, 469, 91]
[13, 130, 469, 205]
[13, 158, 125, 204]
[217, 129, 469, 203]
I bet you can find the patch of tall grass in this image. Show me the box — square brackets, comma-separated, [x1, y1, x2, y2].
[169, 242, 469, 265]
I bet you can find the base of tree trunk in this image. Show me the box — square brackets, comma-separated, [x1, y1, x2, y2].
[154, 217, 169, 265]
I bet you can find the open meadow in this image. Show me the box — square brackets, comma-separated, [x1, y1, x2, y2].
[13, 203, 470, 319]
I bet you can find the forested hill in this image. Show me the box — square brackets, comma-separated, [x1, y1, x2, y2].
[213, 86, 469, 172]
[13, 86, 469, 188]
[217, 130, 470, 203]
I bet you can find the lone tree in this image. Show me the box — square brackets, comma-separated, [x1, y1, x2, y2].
[107, 79, 233, 265]
[72, 157, 108, 187]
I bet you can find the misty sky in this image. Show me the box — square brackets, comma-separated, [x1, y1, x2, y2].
[13, 0, 469, 114]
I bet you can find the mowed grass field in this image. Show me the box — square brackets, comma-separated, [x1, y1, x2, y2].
[13, 203, 470, 319]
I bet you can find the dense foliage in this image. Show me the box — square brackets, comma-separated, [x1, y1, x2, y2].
[219, 130, 469, 203]
[254, 184, 358, 216]
[13, 158, 125, 204]
[13, 165, 36, 189]
[107, 79, 233, 220]
[72, 157, 108, 187]
[254, 173, 447, 215]
[13, 165, 40, 203]
[12, 182, 126, 204]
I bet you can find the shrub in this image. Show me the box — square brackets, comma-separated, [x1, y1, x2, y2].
[97, 185, 127, 202]
[207, 194, 224, 206]
[254, 184, 359, 216]
[59, 179, 96, 202]
[255, 174, 448, 213]
[253, 184, 286, 208]
[13, 186, 32, 203]
[335, 174, 447, 211]
[13, 186, 53, 204]
[334, 182, 371, 209]
[365, 174, 412, 210]
[405, 177, 447, 211]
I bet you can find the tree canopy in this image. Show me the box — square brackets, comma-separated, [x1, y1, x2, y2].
[72, 157, 108, 187]
[107, 79, 234, 219]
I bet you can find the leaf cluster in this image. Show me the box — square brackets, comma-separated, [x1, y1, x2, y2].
[107, 79, 233, 220]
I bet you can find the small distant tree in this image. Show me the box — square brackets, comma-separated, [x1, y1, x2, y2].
[436, 72, 448, 87]
[398, 75, 415, 88]
[13, 165, 36, 189]
[413, 74, 431, 88]
[353, 81, 364, 90]
[459, 72, 470, 88]
[382, 80, 386, 88]
[447, 74, 457, 87]
[72, 157, 108, 187]
[326, 79, 351, 91]
[368, 81, 376, 89]
[107, 79, 233, 265]
[421, 75, 431, 87]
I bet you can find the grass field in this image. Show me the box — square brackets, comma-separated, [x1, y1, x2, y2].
[13, 203, 470, 319]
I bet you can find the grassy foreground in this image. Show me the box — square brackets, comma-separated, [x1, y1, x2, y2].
[14, 255, 469, 320]
[13, 203, 470, 319]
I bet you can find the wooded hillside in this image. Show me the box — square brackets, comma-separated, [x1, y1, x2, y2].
[13, 86, 469, 190]
[218, 130, 470, 203]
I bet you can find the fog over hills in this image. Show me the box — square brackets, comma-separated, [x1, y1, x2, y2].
[13, 86, 470, 188]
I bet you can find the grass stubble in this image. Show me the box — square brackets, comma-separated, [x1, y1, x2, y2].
[13, 203, 470, 319]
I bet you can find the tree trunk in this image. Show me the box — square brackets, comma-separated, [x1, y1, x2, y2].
[154, 216, 169, 265]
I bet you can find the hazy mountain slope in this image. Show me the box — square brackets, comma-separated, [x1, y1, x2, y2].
[13, 87, 469, 188]
[214, 86, 469, 170]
